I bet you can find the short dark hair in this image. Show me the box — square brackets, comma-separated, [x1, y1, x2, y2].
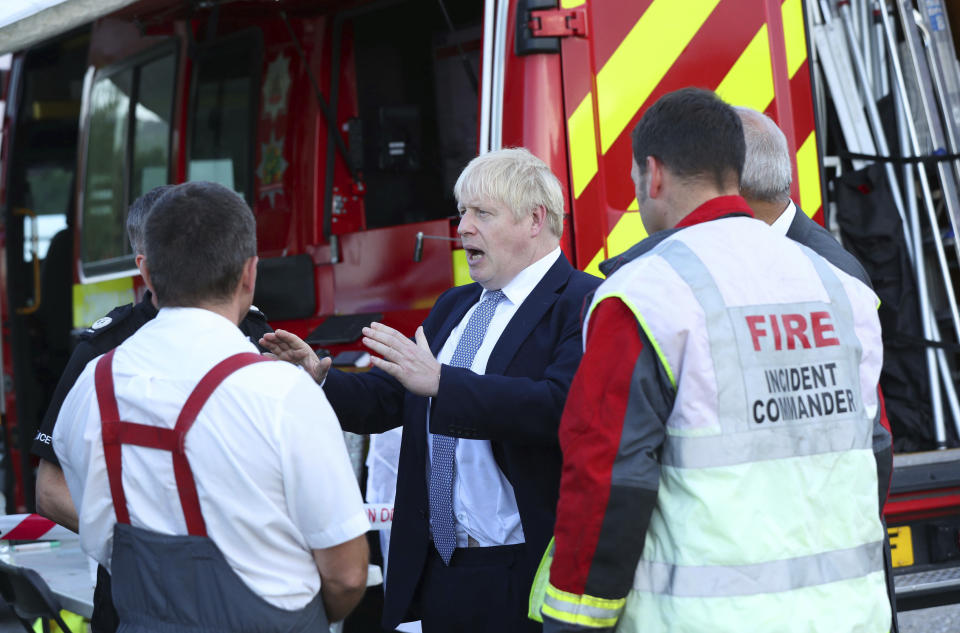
[144, 181, 256, 307]
[127, 185, 175, 255]
[631, 87, 745, 190]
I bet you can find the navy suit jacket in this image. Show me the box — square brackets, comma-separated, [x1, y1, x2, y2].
[787, 205, 872, 287]
[324, 254, 600, 629]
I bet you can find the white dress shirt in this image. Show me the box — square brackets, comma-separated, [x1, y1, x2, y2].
[770, 199, 798, 236]
[55, 307, 369, 609]
[428, 247, 562, 548]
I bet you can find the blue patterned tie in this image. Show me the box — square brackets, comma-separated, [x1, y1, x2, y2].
[430, 290, 506, 564]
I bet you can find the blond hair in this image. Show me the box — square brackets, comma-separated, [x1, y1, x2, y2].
[454, 147, 564, 237]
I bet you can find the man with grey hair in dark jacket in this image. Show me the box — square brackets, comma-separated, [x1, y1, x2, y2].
[735, 105, 871, 287]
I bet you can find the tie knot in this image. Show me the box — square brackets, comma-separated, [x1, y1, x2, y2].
[483, 290, 506, 306]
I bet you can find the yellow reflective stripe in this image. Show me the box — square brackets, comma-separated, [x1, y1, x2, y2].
[596, 0, 721, 153]
[715, 24, 774, 112]
[527, 537, 555, 623]
[569, 93, 599, 198]
[796, 131, 822, 216]
[782, 0, 807, 78]
[542, 584, 624, 628]
[546, 584, 626, 611]
[561, 0, 585, 7]
[588, 292, 677, 389]
[541, 603, 619, 628]
[636, 309, 677, 389]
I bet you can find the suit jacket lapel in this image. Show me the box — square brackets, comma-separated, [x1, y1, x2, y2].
[486, 255, 572, 376]
[786, 204, 808, 242]
[430, 285, 482, 355]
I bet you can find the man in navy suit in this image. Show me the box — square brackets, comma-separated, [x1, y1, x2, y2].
[262, 148, 600, 633]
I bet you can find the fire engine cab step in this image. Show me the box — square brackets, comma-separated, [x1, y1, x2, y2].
[894, 565, 960, 611]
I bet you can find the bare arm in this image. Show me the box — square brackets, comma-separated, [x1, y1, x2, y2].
[312, 534, 369, 622]
[35, 460, 78, 533]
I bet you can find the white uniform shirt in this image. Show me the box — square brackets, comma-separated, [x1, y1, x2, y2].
[54, 307, 369, 609]
[428, 247, 562, 548]
[770, 199, 798, 236]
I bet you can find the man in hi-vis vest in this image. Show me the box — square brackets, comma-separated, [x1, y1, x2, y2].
[535, 88, 891, 632]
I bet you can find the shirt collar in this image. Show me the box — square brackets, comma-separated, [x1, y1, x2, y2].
[154, 306, 251, 346]
[481, 247, 561, 307]
[674, 195, 754, 229]
[769, 199, 797, 236]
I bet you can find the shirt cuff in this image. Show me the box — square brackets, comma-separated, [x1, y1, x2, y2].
[303, 512, 370, 549]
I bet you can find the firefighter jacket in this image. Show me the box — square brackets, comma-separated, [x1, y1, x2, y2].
[536, 197, 891, 632]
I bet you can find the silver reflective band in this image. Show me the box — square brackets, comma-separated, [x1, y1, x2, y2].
[654, 240, 746, 435]
[542, 594, 623, 623]
[633, 540, 884, 597]
[661, 417, 872, 469]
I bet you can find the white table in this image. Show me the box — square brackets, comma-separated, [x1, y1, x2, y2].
[6, 540, 93, 619]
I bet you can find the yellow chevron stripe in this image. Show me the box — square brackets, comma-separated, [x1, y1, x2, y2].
[584, 199, 644, 278]
[596, 0, 721, 154]
[782, 0, 808, 78]
[569, 93, 599, 198]
[584, 248, 606, 278]
[715, 23, 775, 112]
[561, 0, 585, 7]
[797, 130, 822, 216]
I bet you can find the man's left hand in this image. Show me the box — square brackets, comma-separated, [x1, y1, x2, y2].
[362, 323, 441, 397]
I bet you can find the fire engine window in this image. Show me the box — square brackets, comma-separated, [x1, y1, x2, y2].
[82, 69, 132, 268]
[81, 44, 176, 277]
[187, 33, 260, 202]
[351, 2, 480, 229]
[23, 166, 71, 260]
[132, 55, 175, 200]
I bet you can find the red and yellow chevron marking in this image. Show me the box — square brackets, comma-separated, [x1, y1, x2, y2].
[567, 0, 820, 277]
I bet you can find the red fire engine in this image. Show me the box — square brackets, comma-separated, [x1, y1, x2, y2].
[0, 0, 957, 613]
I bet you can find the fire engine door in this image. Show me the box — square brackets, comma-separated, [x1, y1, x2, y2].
[555, 0, 821, 277]
[2, 32, 88, 512]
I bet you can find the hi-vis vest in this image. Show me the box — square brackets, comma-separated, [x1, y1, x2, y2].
[541, 217, 890, 632]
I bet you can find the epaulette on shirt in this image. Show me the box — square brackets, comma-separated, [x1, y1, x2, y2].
[79, 303, 137, 341]
[247, 305, 267, 322]
[78, 299, 157, 352]
[241, 305, 273, 352]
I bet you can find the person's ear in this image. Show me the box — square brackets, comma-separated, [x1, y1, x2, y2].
[135, 254, 145, 273]
[240, 256, 258, 294]
[529, 205, 547, 237]
[140, 258, 158, 297]
[646, 155, 665, 199]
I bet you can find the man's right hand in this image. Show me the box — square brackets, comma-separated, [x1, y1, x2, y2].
[259, 329, 332, 384]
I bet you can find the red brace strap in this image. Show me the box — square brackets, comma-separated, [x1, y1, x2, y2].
[95, 349, 269, 537]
